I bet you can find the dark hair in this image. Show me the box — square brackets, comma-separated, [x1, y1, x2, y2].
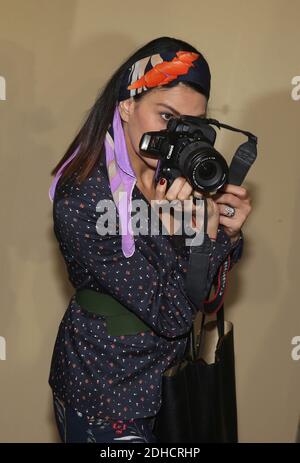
[50, 36, 209, 188]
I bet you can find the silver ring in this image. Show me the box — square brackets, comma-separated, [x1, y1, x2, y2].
[224, 206, 236, 217]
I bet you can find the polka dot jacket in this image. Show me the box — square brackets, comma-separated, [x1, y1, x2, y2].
[48, 156, 244, 422]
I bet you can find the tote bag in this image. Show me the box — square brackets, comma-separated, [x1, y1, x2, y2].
[152, 303, 238, 443]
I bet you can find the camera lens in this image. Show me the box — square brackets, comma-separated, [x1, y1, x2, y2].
[193, 154, 226, 191]
[179, 144, 229, 192]
[197, 161, 217, 180]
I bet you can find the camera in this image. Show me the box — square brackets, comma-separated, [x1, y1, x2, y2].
[139, 115, 257, 192]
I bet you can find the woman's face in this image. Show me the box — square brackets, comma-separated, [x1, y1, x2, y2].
[119, 83, 208, 171]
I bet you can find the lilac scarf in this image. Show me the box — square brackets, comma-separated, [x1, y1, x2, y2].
[104, 105, 137, 257]
[49, 104, 161, 258]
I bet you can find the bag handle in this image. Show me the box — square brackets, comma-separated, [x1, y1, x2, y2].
[188, 301, 225, 361]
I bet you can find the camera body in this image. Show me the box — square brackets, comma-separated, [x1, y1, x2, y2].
[139, 115, 229, 193]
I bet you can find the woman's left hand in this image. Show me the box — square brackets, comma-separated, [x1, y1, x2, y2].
[211, 184, 252, 242]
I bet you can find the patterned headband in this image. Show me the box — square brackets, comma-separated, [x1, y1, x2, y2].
[118, 50, 211, 102]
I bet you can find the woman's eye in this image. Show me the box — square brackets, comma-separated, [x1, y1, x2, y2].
[160, 112, 174, 122]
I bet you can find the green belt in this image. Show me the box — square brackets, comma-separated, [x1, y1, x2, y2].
[75, 288, 151, 336]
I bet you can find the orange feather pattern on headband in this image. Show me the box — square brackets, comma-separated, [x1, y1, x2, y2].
[127, 51, 201, 90]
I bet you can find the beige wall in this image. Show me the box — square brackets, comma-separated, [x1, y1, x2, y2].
[0, 0, 299, 443]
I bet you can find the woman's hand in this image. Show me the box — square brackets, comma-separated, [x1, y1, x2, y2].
[210, 184, 252, 242]
[192, 190, 220, 239]
[154, 177, 252, 242]
[154, 176, 220, 238]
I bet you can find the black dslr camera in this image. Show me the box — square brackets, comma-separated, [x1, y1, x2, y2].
[139, 115, 257, 192]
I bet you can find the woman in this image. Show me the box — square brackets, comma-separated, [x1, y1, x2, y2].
[48, 36, 251, 443]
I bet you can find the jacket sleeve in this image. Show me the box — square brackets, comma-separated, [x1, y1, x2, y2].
[53, 189, 243, 339]
[203, 226, 244, 312]
[208, 225, 244, 277]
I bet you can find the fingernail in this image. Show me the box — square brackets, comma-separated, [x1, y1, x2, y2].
[160, 178, 166, 185]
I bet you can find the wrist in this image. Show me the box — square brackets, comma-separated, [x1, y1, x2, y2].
[207, 222, 219, 241]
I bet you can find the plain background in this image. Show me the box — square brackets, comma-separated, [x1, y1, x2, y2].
[0, 0, 299, 442]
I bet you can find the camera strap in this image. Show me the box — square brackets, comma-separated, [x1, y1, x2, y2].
[202, 255, 231, 314]
[205, 118, 258, 186]
[185, 198, 230, 314]
[185, 119, 257, 313]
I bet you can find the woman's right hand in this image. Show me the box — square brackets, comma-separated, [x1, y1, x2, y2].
[154, 176, 220, 238]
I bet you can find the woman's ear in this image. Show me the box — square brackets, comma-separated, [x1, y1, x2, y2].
[118, 98, 134, 123]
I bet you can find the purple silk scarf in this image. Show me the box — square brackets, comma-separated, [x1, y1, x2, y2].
[49, 104, 160, 258]
[104, 105, 138, 258]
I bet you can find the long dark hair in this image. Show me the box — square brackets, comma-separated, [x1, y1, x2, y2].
[50, 36, 209, 188]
